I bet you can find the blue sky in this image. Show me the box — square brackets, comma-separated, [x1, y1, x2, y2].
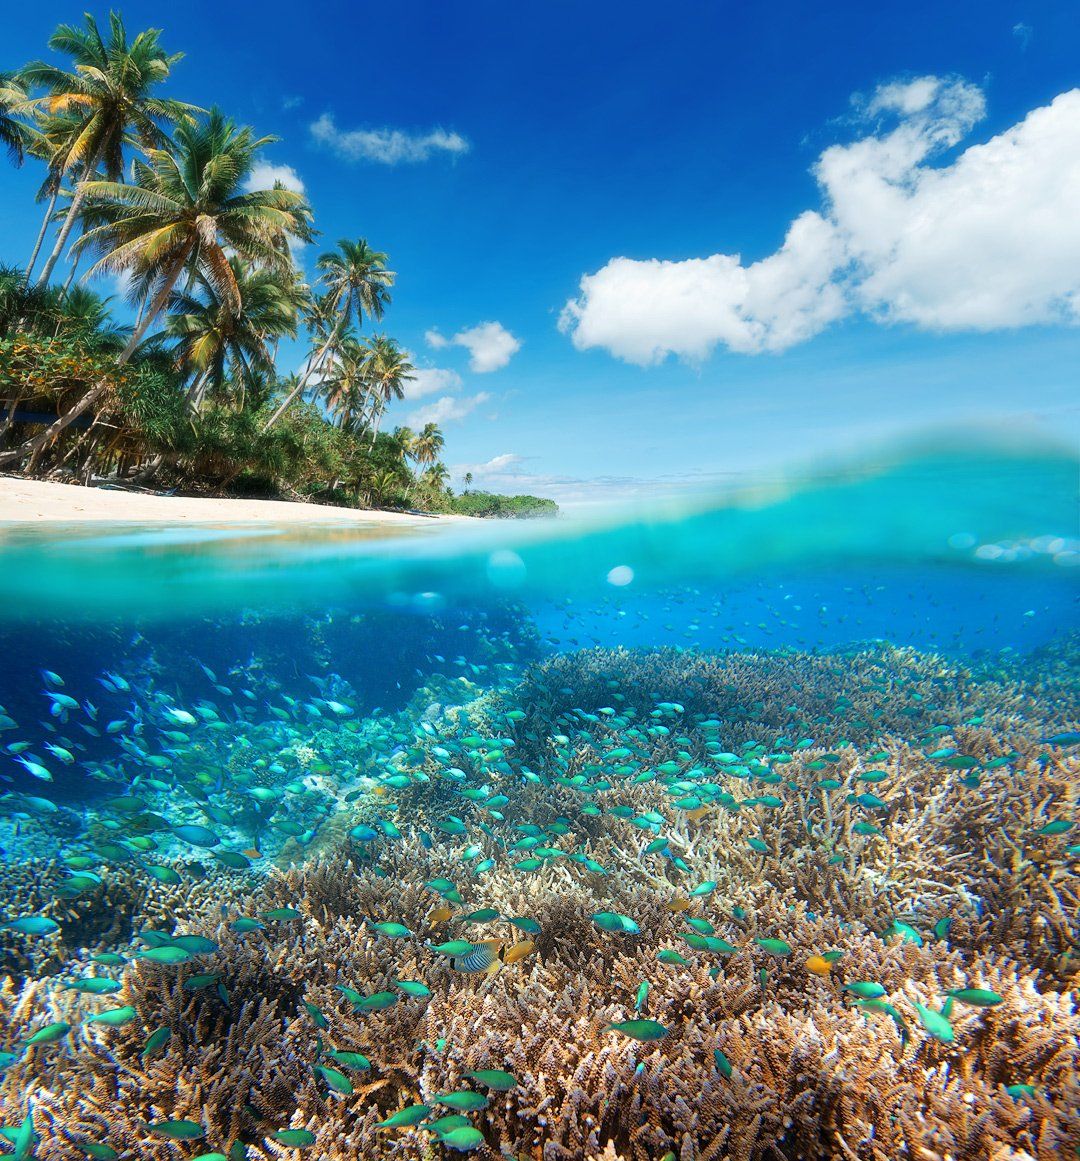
[2, 1, 1078, 506]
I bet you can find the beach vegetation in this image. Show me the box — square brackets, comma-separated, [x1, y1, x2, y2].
[0, 14, 555, 517]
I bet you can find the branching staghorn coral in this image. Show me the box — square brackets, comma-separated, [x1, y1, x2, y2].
[0, 642, 1076, 1159]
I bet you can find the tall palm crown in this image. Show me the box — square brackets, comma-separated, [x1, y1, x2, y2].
[0, 109, 313, 470]
[166, 257, 305, 408]
[20, 11, 196, 285]
[0, 72, 29, 164]
[317, 239, 394, 330]
[262, 238, 395, 430]
[361, 334, 414, 440]
[410, 421, 445, 466]
[74, 109, 313, 356]
[322, 336, 371, 430]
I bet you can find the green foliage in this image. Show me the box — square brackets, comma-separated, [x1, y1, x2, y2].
[449, 490, 559, 519]
[0, 19, 558, 516]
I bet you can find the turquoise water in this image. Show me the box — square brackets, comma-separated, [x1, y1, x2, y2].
[0, 437, 1077, 1159]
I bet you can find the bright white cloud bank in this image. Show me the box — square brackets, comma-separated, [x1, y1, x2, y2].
[409, 392, 491, 427]
[426, 321, 521, 372]
[560, 78, 1080, 363]
[309, 115, 469, 165]
[403, 365, 463, 400]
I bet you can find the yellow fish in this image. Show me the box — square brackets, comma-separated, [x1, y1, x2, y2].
[804, 955, 833, 977]
[428, 905, 455, 925]
[687, 806, 712, 822]
[665, 898, 691, 913]
[503, 940, 536, 964]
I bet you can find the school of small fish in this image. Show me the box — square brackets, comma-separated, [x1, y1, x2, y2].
[0, 582, 1076, 1158]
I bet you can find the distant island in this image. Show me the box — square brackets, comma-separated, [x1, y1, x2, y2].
[0, 14, 556, 520]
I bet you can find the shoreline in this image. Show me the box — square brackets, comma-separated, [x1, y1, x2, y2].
[0, 476, 474, 526]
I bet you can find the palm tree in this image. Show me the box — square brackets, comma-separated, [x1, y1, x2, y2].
[20, 12, 195, 286]
[322, 335, 370, 430]
[0, 110, 312, 468]
[262, 238, 393, 431]
[19, 108, 81, 285]
[167, 257, 304, 410]
[410, 421, 445, 467]
[360, 334, 414, 443]
[463, 471, 473, 492]
[0, 72, 29, 164]
[420, 462, 450, 493]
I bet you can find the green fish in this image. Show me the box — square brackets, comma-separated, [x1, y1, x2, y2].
[25, 1021, 72, 1047]
[755, 938, 792, 957]
[62, 978, 122, 995]
[913, 1002, 954, 1043]
[142, 1026, 172, 1059]
[146, 1120, 205, 1140]
[591, 911, 639, 934]
[2, 916, 59, 936]
[439, 1126, 486, 1151]
[378, 1106, 432, 1128]
[429, 940, 477, 956]
[843, 982, 887, 999]
[88, 1005, 137, 1027]
[608, 1020, 668, 1042]
[657, 949, 690, 965]
[945, 988, 1003, 1007]
[394, 980, 431, 998]
[263, 908, 302, 921]
[171, 935, 219, 955]
[314, 1065, 353, 1094]
[327, 1050, 371, 1070]
[434, 1092, 489, 1111]
[465, 1069, 517, 1090]
[371, 922, 412, 938]
[269, 1129, 315, 1146]
[137, 946, 191, 965]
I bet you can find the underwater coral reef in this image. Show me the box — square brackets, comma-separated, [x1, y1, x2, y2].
[0, 641, 1077, 1160]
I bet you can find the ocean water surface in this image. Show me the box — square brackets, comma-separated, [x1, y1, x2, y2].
[0, 439, 1077, 1159]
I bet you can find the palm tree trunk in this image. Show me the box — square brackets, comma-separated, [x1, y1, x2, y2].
[262, 293, 352, 432]
[24, 186, 59, 287]
[0, 248, 190, 469]
[61, 249, 81, 296]
[36, 145, 102, 287]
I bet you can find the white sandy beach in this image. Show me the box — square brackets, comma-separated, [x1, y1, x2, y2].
[0, 476, 472, 525]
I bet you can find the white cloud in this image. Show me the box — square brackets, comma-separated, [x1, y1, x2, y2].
[244, 161, 306, 194]
[561, 78, 1080, 363]
[1013, 22, 1033, 50]
[408, 392, 491, 427]
[456, 453, 525, 478]
[309, 114, 470, 165]
[425, 321, 521, 372]
[404, 365, 463, 400]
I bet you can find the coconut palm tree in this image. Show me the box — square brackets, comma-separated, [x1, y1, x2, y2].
[262, 238, 393, 431]
[360, 334, 414, 443]
[0, 110, 312, 468]
[20, 12, 196, 286]
[420, 462, 450, 494]
[166, 257, 305, 410]
[410, 421, 445, 467]
[322, 336, 371, 431]
[0, 71, 29, 164]
[18, 108, 83, 285]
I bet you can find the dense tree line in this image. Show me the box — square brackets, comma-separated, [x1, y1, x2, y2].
[0, 14, 555, 516]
